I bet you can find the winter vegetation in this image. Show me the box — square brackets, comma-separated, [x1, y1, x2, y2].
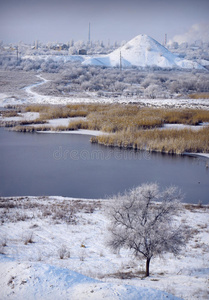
[1, 64, 209, 101]
[38, 66, 209, 99]
[3, 103, 209, 154]
[91, 126, 209, 154]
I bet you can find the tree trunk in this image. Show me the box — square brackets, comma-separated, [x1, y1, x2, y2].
[146, 257, 151, 277]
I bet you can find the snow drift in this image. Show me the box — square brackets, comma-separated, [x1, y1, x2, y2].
[0, 258, 182, 300]
[83, 34, 203, 69]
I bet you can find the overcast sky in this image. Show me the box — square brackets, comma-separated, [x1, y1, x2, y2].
[0, 0, 209, 45]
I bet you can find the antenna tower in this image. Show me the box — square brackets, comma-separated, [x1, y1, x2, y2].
[88, 23, 91, 44]
[164, 34, 167, 46]
[16, 46, 19, 61]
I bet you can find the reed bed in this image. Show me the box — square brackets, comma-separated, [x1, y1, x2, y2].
[25, 105, 88, 119]
[91, 127, 209, 154]
[1, 111, 19, 118]
[13, 125, 52, 132]
[25, 104, 209, 127]
[19, 118, 47, 125]
[189, 93, 209, 99]
[22, 104, 209, 153]
[162, 109, 209, 125]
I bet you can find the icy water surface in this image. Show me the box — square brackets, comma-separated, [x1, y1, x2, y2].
[0, 128, 208, 204]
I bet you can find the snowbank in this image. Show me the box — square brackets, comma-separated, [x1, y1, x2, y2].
[0, 258, 182, 300]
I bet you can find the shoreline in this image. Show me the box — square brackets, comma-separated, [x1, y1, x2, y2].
[36, 129, 106, 136]
[2, 125, 209, 157]
[40, 130, 209, 159]
[183, 152, 209, 160]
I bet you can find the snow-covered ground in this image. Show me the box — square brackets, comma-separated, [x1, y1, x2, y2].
[161, 123, 209, 131]
[1, 72, 209, 109]
[0, 112, 40, 122]
[0, 196, 208, 300]
[37, 129, 107, 136]
[1, 86, 209, 110]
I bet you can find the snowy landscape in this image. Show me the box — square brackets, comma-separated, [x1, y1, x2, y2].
[0, 196, 208, 300]
[0, 29, 209, 300]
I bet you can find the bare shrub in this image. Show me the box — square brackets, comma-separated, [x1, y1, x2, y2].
[37, 251, 42, 261]
[51, 206, 77, 224]
[79, 249, 86, 261]
[7, 276, 15, 288]
[0, 238, 7, 247]
[42, 208, 52, 217]
[23, 232, 34, 245]
[0, 198, 16, 209]
[99, 251, 105, 257]
[0, 245, 5, 254]
[58, 245, 70, 259]
[14, 212, 30, 222]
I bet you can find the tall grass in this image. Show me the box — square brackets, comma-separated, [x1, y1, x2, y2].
[91, 127, 209, 154]
[25, 104, 209, 127]
[162, 109, 209, 125]
[23, 104, 209, 153]
[189, 93, 209, 99]
[25, 105, 88, 119]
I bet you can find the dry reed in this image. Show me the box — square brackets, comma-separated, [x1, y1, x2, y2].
[92, 127, 209, 154]
[22, 104, 209, 153]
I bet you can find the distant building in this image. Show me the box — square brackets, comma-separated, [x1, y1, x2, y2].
[79, 49, 87, 55]
[50, 44, 69, 51]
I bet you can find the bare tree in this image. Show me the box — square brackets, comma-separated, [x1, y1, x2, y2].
[107, 183, 189, 277]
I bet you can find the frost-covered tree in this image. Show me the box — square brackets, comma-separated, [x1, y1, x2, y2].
[107, 183, 189, 277]
[144, 84, 160, 98]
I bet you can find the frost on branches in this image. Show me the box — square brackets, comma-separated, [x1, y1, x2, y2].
[107, 183, 190, 277]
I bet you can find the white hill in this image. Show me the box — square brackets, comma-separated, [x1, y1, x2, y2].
[83, 34, 203, 69]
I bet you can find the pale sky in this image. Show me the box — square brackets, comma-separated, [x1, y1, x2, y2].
[0, 0, 209, 45]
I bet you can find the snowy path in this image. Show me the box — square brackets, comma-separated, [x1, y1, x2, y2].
[24, 75, 49, 98]
[23, 74, 51, 103]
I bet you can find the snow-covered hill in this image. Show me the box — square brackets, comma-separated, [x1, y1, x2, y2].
[83, 34, 203, 69]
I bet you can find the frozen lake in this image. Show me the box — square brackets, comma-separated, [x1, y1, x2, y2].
[0, 128, 208, 204]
